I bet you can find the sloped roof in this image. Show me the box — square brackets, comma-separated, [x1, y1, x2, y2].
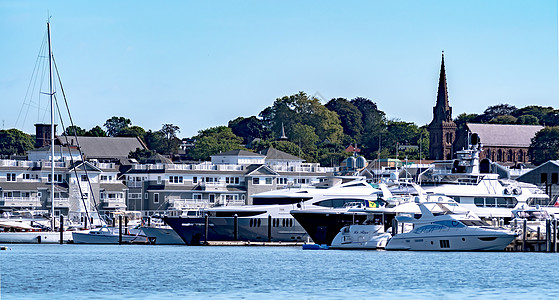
[244, 164, 279, 176]
[466, 123, 543, 147]
[260, 147, 303, 162]
[58, 136, 146, 159]
[145, 153, 173, 164]
[212, 149, 265, 157]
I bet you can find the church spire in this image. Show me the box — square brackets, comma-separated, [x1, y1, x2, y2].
[434, 51, 452, 122]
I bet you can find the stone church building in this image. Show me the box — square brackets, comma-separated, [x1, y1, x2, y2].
[427, 53, 542, 164]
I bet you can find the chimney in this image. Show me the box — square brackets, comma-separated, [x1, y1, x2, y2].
[34, 124, 57, 148]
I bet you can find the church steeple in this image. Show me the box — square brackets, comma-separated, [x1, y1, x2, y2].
[434, 51, 452, 123]
[428, 51, 457, 160]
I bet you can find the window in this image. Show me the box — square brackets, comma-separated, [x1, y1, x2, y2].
[48, 174, 62, 183]
[129, 193, 141, 199]
[145, 193, 148, 199]
[193, 177, 198, 184]
[193, 194, 202, 200]
[209, 194, 215, 203]
[265, 178, 273, 185]
[552, 173, 558, 184]
[81, 175, 88, 181]
[7, 173, 16, 181]
[157, 176, 162, 184]
[278, 178, 288, 185]
[101, 175, 108, 181]
[541, 173, 548, 184]
[37, 192, 42, 197]
[225, 177, 240, 185]
[23, 174, 31, 180]
[154, 193, 159, 204]
[253, 178, 260, 185]
[440, 240, 450, 248]
[169, 176, 183, 184]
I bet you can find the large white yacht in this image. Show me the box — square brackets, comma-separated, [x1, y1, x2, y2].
[418, 134, 550, 219]
[164, 177, 381, 245]
[385, 197, 516, 251]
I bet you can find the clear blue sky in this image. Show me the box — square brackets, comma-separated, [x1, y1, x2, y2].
[1, 1, 557, 138]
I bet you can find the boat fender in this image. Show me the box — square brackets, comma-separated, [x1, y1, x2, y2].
[512, 187, 521, 195]
[503, 187, 512, 195]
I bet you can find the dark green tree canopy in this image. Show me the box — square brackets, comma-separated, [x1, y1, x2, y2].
[325, 98, 363, 140]
[189, 126, 244, 160]
[104, 116, 132, 137]
[228, 116, 271, 144]
[117, 126, 146, 138]
[530, 126, 559, 165]
[63, 125, 86, 136]
[0, 129, 34, 156]
[85, 126, 107, 137]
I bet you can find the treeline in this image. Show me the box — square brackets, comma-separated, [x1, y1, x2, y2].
[1, 93, 558, 166]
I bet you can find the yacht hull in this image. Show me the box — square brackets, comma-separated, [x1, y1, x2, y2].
[385, 232, 516, 251]
[140, 226, 185, 245]
[0, 231, 74, 244]
[164, 216, 308, 245]
[330, 225, 391, 249]
[72, 230, 147, 244]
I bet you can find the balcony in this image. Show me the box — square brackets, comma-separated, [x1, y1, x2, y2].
[102, 199, 126, 209]
[127, 181, 143, 188]
[47, 198, 70, 208]
[1, 197, 42, 208]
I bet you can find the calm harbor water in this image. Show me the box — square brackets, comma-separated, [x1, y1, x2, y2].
[1, 244, 558, 299]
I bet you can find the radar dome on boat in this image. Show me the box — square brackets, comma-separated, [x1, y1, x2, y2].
[356, 156, 366, 169]
[346, 156, 356, 168]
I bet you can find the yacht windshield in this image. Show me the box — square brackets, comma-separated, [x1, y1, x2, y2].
[461, 220, 489, 226]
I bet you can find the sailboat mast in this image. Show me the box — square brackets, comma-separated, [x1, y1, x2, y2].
[47, 20, 56, 231]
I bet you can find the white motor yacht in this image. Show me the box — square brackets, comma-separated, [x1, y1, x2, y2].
[385, 197, 516, 251]
[329, 213, 392, 249]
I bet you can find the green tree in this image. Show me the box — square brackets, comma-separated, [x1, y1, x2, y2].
[160, 124, 181, 154]
[267, 92, 343, 144]
[325, 98, 363, 140]
[454, 113, 479, 131]
[117, 126, 146, 138]
[488, 115, 517, 124]
[516, 115, 539, 125]
[291, 123, 319, 156]
[0, 129, 34, 156]
[476, 104, 517, 123]
[63, 125, 86, 136]
[350, 97, 387, 159]
[144, 130, 166, 154]
[530, 126, 559, 165]
[104, 116, 132, 136]
[85, 126, 107, 137]
[228, 116, 272, 144]
[128, 148, 156, 163]
[189, 126, 243, 160]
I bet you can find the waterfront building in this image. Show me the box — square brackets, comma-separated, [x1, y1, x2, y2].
[123, 147, 337, 216]
[516, 160, 559, 201]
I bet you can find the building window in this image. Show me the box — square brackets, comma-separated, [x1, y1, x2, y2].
[193, 194, 202, 200]
[157, 176, 162, 184]
[193, 177, 198, 184]
[169, 176, 183, 184]
[265, 178, 273, 184]
[7, 173, 16, 181]
[145, 193, 148, 199]
[518, 150, 524, 162]
[552, 173, 558, 184]
[154, 193, 159, 204]
[278, 178, 288, 185]
[48, 174, 62, 183]
[81, 175, 88, 181]
[253, 178, 259, 185]
[209, 194, 215, 203]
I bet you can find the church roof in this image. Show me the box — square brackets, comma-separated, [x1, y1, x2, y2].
[466, 123, 543, 147]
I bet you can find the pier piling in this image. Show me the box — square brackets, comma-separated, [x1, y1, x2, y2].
[522, 219, 527, 252]
[59, 215, 64, 245]
[119, 215, 123, 245]
[204, 214, 209, 245]
[268, 215, 272, 242]
[233, 214, 238, 241]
